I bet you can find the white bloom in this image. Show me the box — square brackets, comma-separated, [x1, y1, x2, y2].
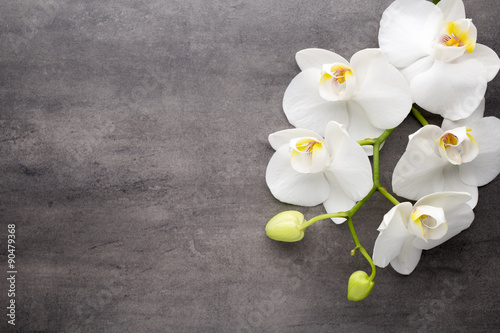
[379, 0, 500, 120]
[282, 48, 412, 152]
[266, 121, 373, 223]
[373, 192, 474, 275]
[392, 106, 500, 208]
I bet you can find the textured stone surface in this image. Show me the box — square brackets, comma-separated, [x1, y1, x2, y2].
[0, 0, 499, 332]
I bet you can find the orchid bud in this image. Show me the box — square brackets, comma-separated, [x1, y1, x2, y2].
[347, 271, 374, 301]
[265, 211, 306, 242]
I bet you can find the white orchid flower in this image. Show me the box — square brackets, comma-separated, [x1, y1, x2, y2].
[282, 48, 412, 152]
[373, 192, 474, 275]
[266, 121, 373, 223]
[392, 103, 500, 208]
[379, 0, 500, 120]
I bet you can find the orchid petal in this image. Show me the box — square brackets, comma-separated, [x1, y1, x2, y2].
[413, 192, 474, 250]
[345, 101, 385, 155]
[411, 59, 488, 120]
[454, 43, 500, 82]
[324, 122, 373, 200]
[377, 202, 411, 232]
[392, 126, 448, 201]
[322, 172, 356, 224]
[266, 146, 330, 206]
[296, 48, 350, 71]
[378, 0, 443, 68]
[459, 117, 500, 186]
[268, 128, 323, 151]
[283, 68, 349, 136]
[390, 237, 422, 275]
[442, 98, 485, 131]
[436, 0, 466, 21]
[441, 165, 479, 208]
[456, 19, 477, 53]
[400, 55, 434, 83]
[433, 42, 468, 63]
[427, 221, 448, 240]
[413, 210, 473, 250]
[414, 191, 472, 213]
[429, 194, 474, 244]
[350, 48, 412, 129]
[373, 202, 413, 268]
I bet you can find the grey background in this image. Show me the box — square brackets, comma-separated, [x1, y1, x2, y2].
[1, 0, 499, 332]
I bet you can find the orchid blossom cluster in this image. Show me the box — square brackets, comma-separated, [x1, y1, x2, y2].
[264, 0, 500, 301]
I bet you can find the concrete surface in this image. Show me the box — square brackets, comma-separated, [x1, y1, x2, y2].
[1, 0, 499, 332]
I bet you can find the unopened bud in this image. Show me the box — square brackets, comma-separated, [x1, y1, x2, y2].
[347, 270, 374, 301]
[265, 211, 306, 242]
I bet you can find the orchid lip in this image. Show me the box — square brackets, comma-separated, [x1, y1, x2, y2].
[318, 63, 356, 101]
[290, 137, 323, 154]
[432, 19, 477, 62]
[439, 20, 476, 53]
[436, 127, 479, 165]
[289, 137, 331, 174]
[409, 205, 448, 241]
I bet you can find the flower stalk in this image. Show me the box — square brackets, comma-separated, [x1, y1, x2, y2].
[298, 126, 402, 291]
[265, 0, 500, 303]
[266, 110, 419, 300]
[411, 106, 430, 126]
[304, 127, 400, 227]
[377, 186, 400, 206]
[347, 217, 376, 280]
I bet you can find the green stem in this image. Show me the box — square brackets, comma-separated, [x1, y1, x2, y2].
[372, 128, 395, 187]
[357, 138, 375, 146]
[302, 185, 377, 229]
[432, 0, 441, 4]
[358, 246, 376, 281]
[411, 106, 429, 126]
[300, 128, 399, 283]
[347, 186, 377, 216]
[378, 186, 400, 206]
[303, 127, 397, 227]
[301, 212, 347, 229]
[347, 216, 361, 248]
[347, 217, 376, 280]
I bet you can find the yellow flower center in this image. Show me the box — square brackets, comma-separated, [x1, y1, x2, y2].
[320, 65, 354, 87]
[411, 213, 430, 239]
[410, 206, 447, 241]
[289, 137, 330, 174]
[440, 132, 458, 148]
[436, 127, 478, 165]
[291, 138, 324, 155]
[440, 20, 475, 53]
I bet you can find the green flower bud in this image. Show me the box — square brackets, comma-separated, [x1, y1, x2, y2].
[347, 271, 374, 301]
[265, 211, 306, 242]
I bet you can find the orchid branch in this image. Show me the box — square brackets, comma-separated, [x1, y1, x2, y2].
[266, 125, 402, 301]
[411, 106, 430, 126]
[305, 127, 398, 225]
[348, 217, 376, 280]
[357, 138, 376, 146]
[377, 186, 400, 206]
[299, 127, 399, 285]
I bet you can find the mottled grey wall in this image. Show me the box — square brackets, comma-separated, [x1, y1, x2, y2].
[0, 0, 499, 332]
